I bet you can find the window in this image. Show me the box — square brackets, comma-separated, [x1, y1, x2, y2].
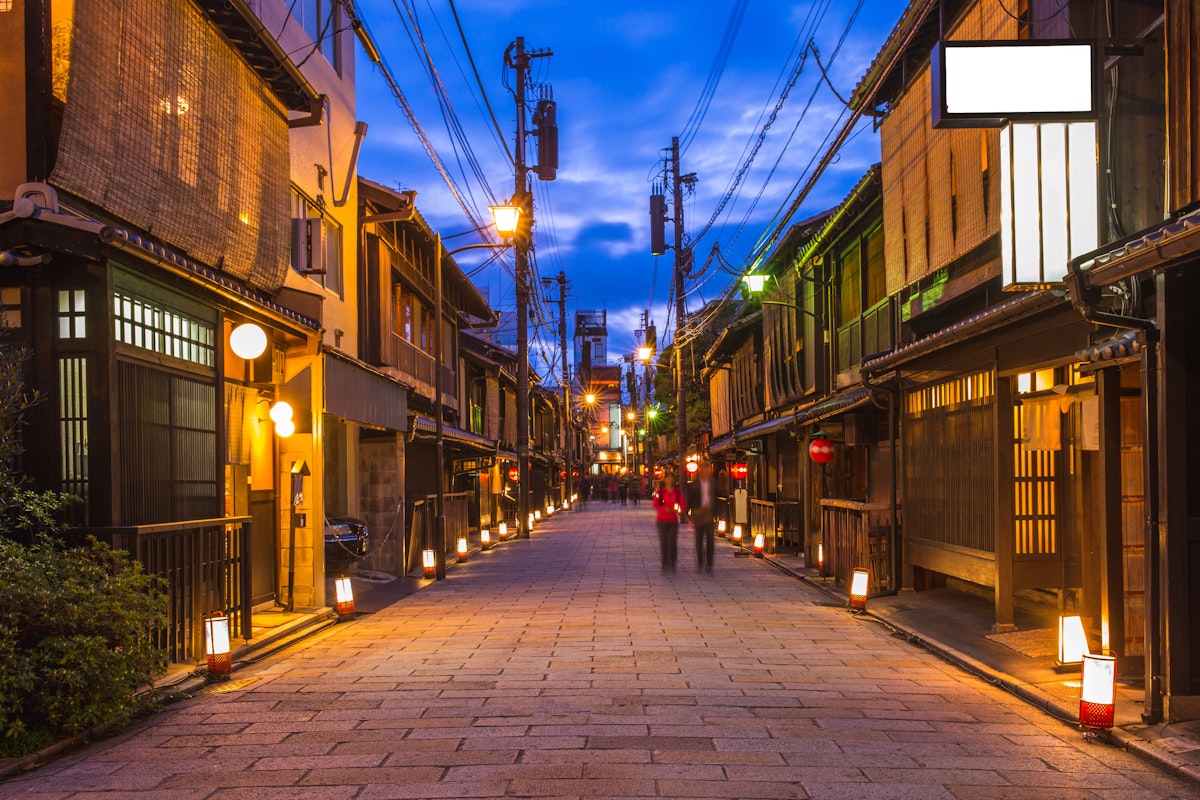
[291, 189, 343, 296]
[114, 290, 215, 368]
[864, 226, 886, 308]
[839, 241, 862, 324]
[295, 0, 342, 73]
[1, 287, 22, 330]
[392, 285, 433, 354]
[57, 289, 87, 340]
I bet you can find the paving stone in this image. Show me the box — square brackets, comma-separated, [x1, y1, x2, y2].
[3, 506, 1198, 800]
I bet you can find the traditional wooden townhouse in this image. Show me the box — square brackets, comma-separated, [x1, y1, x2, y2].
[356, 178, 496, 575]
[0, 0, 338, 660]
[755, 167, 897, 590]
[836, 0, 1189, 720]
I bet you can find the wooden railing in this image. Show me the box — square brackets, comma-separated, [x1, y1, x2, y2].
[87, 517, 251, 664]
[390, 334, 456, 403]
[819, 500, 895, 595]
[405, 492, 470, 575]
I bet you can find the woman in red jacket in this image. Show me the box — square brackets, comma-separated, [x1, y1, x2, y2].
[652, 473, 685, 571]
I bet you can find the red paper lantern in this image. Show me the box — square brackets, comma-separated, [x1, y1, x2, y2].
[685, 460, 699, 475]
[508, 466, 520, 482]
[809, 435, 835, 464]
[730, 461, 749, 480]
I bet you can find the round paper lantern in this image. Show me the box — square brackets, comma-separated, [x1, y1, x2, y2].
[809, 435, 835, 464]
[508, 466, 519, 482]
[730, 461, 749, 480]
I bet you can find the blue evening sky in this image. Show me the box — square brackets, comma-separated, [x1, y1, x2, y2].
[353, 1, 908, 367]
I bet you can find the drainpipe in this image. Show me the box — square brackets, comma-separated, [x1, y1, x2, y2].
[326, 104, 369, 208]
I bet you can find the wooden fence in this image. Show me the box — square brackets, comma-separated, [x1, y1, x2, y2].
[819, 500, 895, 595]
[90, 517, 252, 663]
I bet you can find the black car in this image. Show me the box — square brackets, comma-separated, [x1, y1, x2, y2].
[324, 516, 370, 562]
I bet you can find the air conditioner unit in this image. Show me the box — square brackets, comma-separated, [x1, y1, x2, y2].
[291, 218, 327, 275]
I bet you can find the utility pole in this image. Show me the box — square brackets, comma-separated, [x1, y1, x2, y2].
[556, 271, 570, 508]
[506, 36, 552, 538]
[669, 137, 693, 486]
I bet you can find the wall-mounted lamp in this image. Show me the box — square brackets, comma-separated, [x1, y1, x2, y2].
[230, 322, 268, 360]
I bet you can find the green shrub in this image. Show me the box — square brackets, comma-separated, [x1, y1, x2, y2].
[0, 535, 168, 756]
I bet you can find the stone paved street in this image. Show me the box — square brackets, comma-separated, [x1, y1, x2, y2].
[4, 504, 1198, 799]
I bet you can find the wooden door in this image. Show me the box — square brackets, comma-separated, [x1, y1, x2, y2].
[249, 489, 277, 607]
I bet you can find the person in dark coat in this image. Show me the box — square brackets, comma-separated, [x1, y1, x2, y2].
[686, 460, 719, 573]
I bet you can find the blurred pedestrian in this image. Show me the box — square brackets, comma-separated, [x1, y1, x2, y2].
[608, 476, 619, 503]
[618, 478, 629, 506]
[686, 460, 718, 573]
[630, 474, 642, 506]
[652, 473, 685, 571]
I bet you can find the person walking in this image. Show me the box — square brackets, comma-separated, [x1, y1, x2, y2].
[652, 473, 685, 571]
[630, 474, 642, 506]
[618, 477, 629, 506]
[686, 460, 719, 573]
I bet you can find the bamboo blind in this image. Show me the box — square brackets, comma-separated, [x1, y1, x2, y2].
[51, 0, 291, 291]
[881, 0, 1016, 296]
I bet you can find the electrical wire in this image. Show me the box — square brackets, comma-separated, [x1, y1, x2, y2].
[679, 0, 749, 154]
[445, 0, 514, 165]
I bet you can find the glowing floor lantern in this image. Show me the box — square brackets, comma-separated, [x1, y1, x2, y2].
[717, 519, 727, 538]
[752, 532, 765, 558]
[422, 548, 437, 579]
[546, 504, 554, 516]
[849, 568, 870, 610]
[528, 512, 536, 530]
[456, 535, 469, 563]
[334, 575, 355, 616]
[205, 611, 232, 677]
[1057, 615, 1090, 669]
[535, 510, 542, 521]
[731, 524, 743, 546]
[817, 542, 825, 575]
[498, 521, 508, 540]
[1080, 653, 1117, 729]
[481, 528, 492, 551]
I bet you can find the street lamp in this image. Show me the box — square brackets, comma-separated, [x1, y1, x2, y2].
[637, 345, 652, 362]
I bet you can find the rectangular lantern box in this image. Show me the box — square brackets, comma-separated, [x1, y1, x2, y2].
[498, 522, 508, 540]
[1057, 614, 1089, 669]
[422, 548, 437, 579]
[752, 532, 765, 558]
[205, 611, 232, 676]
[1080, 653, 1117, 729]
[481, 528, 492, 551]
[717, 520, 727, 537]
[334, 575, 355, 615]
[456, 536, 469, 563]
[849, 568, 870, 609]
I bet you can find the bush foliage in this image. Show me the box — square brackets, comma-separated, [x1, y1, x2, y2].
[0, 342, 169, 756]
[0, 535, 168, 756]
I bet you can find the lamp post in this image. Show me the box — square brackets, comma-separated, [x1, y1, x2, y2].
[431, 206, 519, 579]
